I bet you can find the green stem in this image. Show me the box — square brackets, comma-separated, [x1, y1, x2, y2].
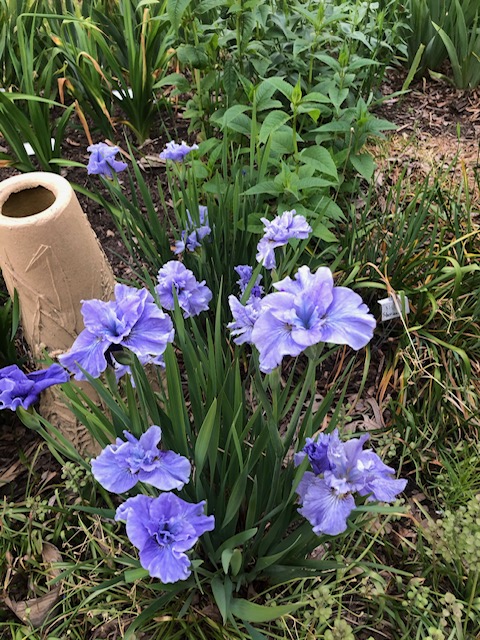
[464, 570, 479, 636]
[292, 111, 299, 160]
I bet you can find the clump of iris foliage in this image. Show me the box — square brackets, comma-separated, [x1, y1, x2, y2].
[1, 142, 408, 637]
[1, 0, 480, 639]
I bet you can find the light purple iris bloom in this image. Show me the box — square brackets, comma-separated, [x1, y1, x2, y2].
[174, 206, 211, 254]
[227, 295, 263, 345]
[234, 265, 263, 300]
[159, 141, 199, 162]
[156, 261, 212, 318]
[115, 493, 215, 583]
[0, 364, 69, 410]
[250, 266, 376, 373]
[59, 284, 174, 380]
[91, 425, 191, 493]
[295, 429, 407, 536]
[87, 142, 127, 178]
[256, 210, 312, 270]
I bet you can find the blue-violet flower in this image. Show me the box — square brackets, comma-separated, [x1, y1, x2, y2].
[0, 363, 69, 410]
[87, 142, 127, 178]
[234, 265, 263, 300]
[295, 429, 407, 535]
[256, 210, 312, 270]
[160, 141, 199, 162]
[250, 265, 376, 373]
[59, 283, 174, 380]
[115, 493, 215, 583]
[227, 295, 263, 346]
[174, 206, 211, 254]
[91, 425, 191, 493]
[156, 261, 212, 318]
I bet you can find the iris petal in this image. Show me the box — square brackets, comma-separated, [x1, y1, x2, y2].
[298, 475, 355, 535]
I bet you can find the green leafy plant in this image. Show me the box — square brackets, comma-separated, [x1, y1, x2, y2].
[339, 163, 480, 488]
[12, 137, 407, 634]
[402, 0, 480, 87]
[432, 0, 480, 89]
[0, 13, 74, 171]
[49, 0, 174, 143]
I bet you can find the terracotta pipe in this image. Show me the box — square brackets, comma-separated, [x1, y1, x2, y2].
[0, 172, 116, 453]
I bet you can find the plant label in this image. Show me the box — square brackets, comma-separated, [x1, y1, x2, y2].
[378, 294, 410, 321]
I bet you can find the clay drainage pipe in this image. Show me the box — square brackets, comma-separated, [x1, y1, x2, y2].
[0, 172, 116, 453]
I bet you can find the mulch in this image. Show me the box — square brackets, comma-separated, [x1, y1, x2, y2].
[373, 67, 480, 208]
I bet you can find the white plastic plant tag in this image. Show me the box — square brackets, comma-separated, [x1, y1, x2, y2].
[378, 294, 410, 321]
[23, 138, 55, 156]
[112, 88, 133, 101]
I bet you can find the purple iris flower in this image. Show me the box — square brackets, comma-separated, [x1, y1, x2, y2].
[0, 363, 69, 411]
[256, 210, 312, 270]
[156, 261, 212, 318]
[59, 284, 174, 380]
[227, 295, 263, 345]
[87, 142, 127, 178]
[159, 141, 199, 162]
[91, 425, 191, 493]
[295, 430, 407, 535]
[234, 265, 263, 300]
[174, 206, 211, 254]
[250, 265, 376, 373]
[115, 493, 215, 583]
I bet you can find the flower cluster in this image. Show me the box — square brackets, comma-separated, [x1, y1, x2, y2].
[0, 363, 69, 410]
[87, 142, 127, 178]
[59, 283, 174, 380]
[91, 425, 214, 583]
[160, 141, 199, 162]
[174, 206, 211, 254]
[256, 210, 312, 270]
[295, 429, 407, 535]
[156, 261, 212, 318]
[229, 265, 376, 373]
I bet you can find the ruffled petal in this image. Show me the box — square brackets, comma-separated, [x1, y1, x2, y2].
[26, 364, 69, 389]
[228, 295, 262, 345]
[360, 476, 408, 503]
[256, 237, 278, 270]
[139, 540, 191, 582]
[138, 425, 162, 451]
[58, 330, 110, 380]
[297, 474, 355, 535]
[120, 495, 153, 549]
[123, 304, 174, 357]
[138, 450, 191, 491]
[91, 445, 138, 493]
[251, 298, 304, 372]
[321, 287, 376, 350]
